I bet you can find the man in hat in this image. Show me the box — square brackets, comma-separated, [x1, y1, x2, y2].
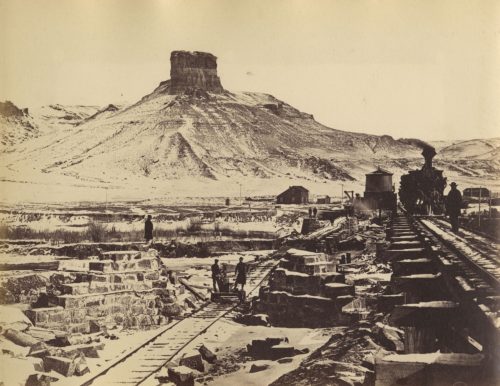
[234, 256, 247, 292]
[446, 182, 462, 233]
[145, 215, 154, 244]
[211, 259, 223, 292]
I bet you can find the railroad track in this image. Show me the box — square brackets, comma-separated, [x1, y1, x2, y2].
[82, 258, 278, 386]
[390, 211, 500, 373]
[416, 216, 500, 289]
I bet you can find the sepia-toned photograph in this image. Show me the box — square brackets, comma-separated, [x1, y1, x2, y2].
[0, 1, 498, 385]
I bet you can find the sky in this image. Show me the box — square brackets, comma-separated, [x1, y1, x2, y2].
[0, 0, 498, 141]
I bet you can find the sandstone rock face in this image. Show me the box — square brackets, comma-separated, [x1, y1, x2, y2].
[167, 51, 223, 94]
[0, 101, 28, 118]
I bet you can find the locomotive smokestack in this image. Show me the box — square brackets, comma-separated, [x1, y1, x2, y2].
[422, 146, 436, 169]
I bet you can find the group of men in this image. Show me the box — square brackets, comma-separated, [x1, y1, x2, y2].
[211, 257, 247, 293]
[144, 214, 247, 293]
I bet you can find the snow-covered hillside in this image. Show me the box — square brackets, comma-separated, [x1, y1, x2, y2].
[30, 104, 101, 132]
[0, 89, 424, 191]
[0, 51, 498, 203]
[438, 138, 500, 160]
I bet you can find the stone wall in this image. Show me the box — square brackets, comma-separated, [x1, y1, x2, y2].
[24, 250, 182, 333]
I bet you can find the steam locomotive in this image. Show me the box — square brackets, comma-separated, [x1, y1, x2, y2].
[399, 147, 447, 215]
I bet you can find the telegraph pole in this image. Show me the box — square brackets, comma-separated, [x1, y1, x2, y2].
[489, 190, 492, 218]
[478, 186, 482, 228]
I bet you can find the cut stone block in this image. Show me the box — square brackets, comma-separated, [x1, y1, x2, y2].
[56, 333, 94, 346]
[3, 328, 40, 347]
[25, 373, 59, 386]
[375, 352, 485, 386]
[61, 283, 90, 295]
[155, 367, 177, 385]
[249, 363, 270, 373]
[25, 327, 66, 342]
[89, 261, 112, 272]
[99, 251, 141, 261]
[237, 313, 270, 326]
[269, 343, 295, 359]
[74, 356, 90, 376]
[179, 350, 204, 372]
[60, 343, 103, 359]
[277, 357, 294, 364]
[28, 342, 50, 357]
[145, 271, 160, 281]
[66, 322, 91, 334]
[25, 307, 65, 324]
[32, 357, 45, 372]
[248, 337, 291, 359]
[43, 356, 77, 377]
[198, 344, 217, 363]
[167, 365, 195, 386]
[323, 283, 355, 299]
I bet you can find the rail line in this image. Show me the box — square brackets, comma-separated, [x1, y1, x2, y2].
[393, 209, 500, 373]
[416, 216, 500, 289]
[82, 258, 278, 386]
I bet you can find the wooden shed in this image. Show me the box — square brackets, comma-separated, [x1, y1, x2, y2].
[277, 186, 309, 204]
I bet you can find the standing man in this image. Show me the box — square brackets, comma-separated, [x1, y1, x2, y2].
[234, 257, 247, 292]
[446, 182, 462, 233]
[211, 259, 222, 292]
[145, 215, 153, 244]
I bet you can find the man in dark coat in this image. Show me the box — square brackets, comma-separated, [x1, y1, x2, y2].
[446, 182, 462, 233]
[211, 259, 222, 292]
[234, 257, 247, 291]
[145, 215, 153, 243]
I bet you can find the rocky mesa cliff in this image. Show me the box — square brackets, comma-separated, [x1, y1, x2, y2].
[150, 51, 224, 97]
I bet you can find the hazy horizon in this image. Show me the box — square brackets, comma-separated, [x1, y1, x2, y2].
[1, 0, 498, 141]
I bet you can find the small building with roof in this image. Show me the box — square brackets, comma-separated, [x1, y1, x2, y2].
[316, 195, 331, 204]
[277, 186, 309, 204]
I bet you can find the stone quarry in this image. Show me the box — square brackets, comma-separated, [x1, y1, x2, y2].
[1, 201, 498, 386]
[0, 246, 205, 384]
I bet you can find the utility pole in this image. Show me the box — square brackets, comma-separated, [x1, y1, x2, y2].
[489, 191, 492, 218]
[478, 186, 482, 228]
